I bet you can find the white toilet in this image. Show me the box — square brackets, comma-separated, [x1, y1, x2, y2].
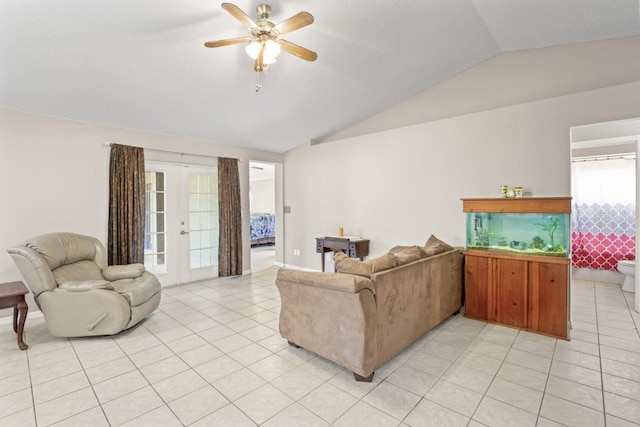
[617, 260, 636, 293]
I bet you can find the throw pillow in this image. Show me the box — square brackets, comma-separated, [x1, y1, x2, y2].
[334, 252, 371, 277]
[334, 252, 398, 277]
[422, 235, 454, 257]
[388, 245, 410, 255]
[368, 253, 397, 273]
[394, 246, 424, 266]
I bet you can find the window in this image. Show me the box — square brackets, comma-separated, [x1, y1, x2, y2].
[188, 173, 219, 269]
[144, 171, 167, 274]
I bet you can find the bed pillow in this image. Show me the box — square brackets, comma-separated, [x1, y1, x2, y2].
[394, 246, 424, 266]
[422, 235, 454, 257]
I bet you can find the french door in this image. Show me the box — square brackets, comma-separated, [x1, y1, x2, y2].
[144, 162, 219, 286]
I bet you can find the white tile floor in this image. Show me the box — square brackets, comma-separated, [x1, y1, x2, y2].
[1, 271, 639, 426]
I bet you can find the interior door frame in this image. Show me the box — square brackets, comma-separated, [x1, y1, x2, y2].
[570, 118, 640, 313]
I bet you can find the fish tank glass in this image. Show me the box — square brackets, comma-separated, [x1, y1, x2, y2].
[465, 212, 569, 258]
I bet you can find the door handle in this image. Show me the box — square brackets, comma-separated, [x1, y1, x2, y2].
[180, 230, 190, 235]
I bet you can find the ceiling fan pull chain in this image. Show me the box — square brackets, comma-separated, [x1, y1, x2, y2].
[255, 71, 262, 92]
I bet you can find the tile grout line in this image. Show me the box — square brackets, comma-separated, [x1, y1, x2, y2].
[535, 333, 558, 426]
[25, 332, 38, 427]
[594, 280, 609, 427]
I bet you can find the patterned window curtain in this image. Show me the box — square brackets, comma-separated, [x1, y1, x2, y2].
[571, 157, 636, 270]
[108, 144, 146, 265]
[218, 157, 243, 276]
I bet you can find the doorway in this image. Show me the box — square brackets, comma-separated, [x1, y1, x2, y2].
[144, 162, 219, 286]
[249, 161, 276, 272]
[570, 118, 640, 313]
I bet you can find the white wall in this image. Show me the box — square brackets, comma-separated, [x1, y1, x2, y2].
[0, 110, 283, 310]
[283, 80, 640, 271]
[250, 179, 275, 214]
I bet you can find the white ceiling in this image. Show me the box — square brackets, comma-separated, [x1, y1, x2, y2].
[1, 1, 639, 153]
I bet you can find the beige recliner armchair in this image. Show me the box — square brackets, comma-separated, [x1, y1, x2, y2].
[7, 232, 161, 337]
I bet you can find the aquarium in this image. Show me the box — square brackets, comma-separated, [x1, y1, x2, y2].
[465, 212, 569, 258]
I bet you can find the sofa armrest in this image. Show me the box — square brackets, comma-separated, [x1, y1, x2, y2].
[59, 280, 114, 292]
[277, 269, 375, 294]
[102, 264, 145, 281]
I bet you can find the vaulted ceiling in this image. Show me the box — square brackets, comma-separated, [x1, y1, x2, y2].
[1, 1, 639, 153]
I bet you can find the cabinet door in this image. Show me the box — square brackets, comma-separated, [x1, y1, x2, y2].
[464, 255, 491, 321]
[529, 262, 568, 338]
[494, 258, 528, 328]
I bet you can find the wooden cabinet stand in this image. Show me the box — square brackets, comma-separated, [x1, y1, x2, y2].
[464, 250, 569, 339]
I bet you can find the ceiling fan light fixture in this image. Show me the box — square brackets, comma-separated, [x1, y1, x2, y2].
[245, 41, 262, 59]
[264, 39, 281, 58]
[245, 39, 281, 62]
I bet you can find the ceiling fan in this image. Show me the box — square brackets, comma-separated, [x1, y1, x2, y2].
[204, 3, 317, 73]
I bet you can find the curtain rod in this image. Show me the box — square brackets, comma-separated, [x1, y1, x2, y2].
[103, 142, 240, 162]
[572, 153, 636, 163]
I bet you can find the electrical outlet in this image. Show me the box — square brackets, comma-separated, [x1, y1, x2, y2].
[293, 249, 301, 256]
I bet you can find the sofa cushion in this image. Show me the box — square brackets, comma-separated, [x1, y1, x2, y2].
[110, 272, 160, 307]
[369, 253, 397, 273]
[26, 233, 97, 270]
[278, 268, 375, 294]
[388, 245, 409, 255]
[334, 252, 397, 278]
[334, 252, 370, 276]
[59, 280, 114, 292]
[423, 235, 454, 257]
[394, 246, 424, 266]
[102, 264, 145, 281]
[53, 260, 104, 285]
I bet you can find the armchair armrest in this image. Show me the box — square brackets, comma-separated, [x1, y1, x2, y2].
[102, 264, 145, 281]
[276, 269, 375, 294]
[59, 280, 114, 292]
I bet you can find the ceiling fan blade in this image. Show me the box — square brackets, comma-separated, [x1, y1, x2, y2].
[278, 39, 317, 62]
[221, 3, 258, 29]
[273, 12, 314, 35]
[204, 37, 251, 48]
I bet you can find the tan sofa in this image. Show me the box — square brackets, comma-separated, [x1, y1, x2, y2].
[7, 232, 161, 338]
[276, 237, 463, 381]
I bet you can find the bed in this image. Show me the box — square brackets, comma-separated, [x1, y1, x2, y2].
[250, 213, 276, 246]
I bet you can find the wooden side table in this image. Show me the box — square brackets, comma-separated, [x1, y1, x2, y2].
[0, 281, 29, 350]
[315, 237, 370, 272]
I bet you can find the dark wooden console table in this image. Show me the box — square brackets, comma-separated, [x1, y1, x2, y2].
[0, 281, 29, 350]
[316, 237, 370, 272]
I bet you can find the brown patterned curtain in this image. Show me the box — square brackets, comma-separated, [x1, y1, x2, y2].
[218, 157, 243, 276]
[108, 144, 146, 265]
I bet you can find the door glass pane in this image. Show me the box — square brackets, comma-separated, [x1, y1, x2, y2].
[188, 171, 219, 269]
[144, 171, 167, 275]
